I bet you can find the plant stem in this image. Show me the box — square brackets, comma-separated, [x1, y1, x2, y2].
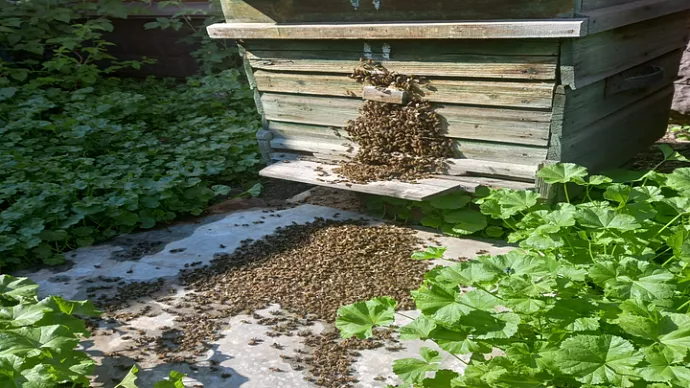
[449, 351, 469, 366]
[653, 214, 684, 239]
[563, 184, 570, 204]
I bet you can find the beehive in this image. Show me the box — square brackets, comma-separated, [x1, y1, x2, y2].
[209, 0, 690, 200]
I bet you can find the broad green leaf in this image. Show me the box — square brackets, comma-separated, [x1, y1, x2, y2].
[640, 344, 690, 383]
[413, 287, 498, 326]
[51, 297, 100, 317]
[588, 175, 613, 186]
[589, 258, 675, 301]
[393, 347, 441, 383]
[0, 276, 38, 301]
[656, 144, 690, 163]
[411, 246, 446, 261]
[666, 168, 690, 193]
[336, 297, 397, 339]
[554, 335, 642, 385]
[435, 262, 498, 287]
[466, 311, 520, 339]
[658, 313, 690, 357]
[399, 316, 436, 340]
[154, 370, 187, 388]
[422, 369, 460, 388]
[444, 209, 487, 235]
[429, 194, 471, 210]
[575, 208, 640, 231]
[245, 183, 262, 198]
[537, 163, 588, 184]
[603, 184, 631, 204]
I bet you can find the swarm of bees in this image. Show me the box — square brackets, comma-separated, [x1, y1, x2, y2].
[334, 60, 453, 183]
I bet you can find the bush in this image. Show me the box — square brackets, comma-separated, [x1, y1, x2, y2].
[337, 155, 690, 388]
[0, 0, 261, 269]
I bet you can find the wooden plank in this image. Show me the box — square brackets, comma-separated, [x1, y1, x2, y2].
[559, 50, 682, 136]
[261, 94, 552, 146]
[582, 0, 690, 34]
[256, 130, 273, 163]
[245, 40, 559, 80]
[207, 20, 588, 41]
[362, 86, 406, 104]
[436, 175, 535, 191]
[220, 0, 575, 23]
[566, 11, 690, 88]
[561, 86, 673, 169]
[453, 140, 547, 166]
[270, 134, 547, 167]
[254, 71, 555, 109]
[270, 151, 537, 182]
[247, 39, 561, 57]
[259, 160, 464, 201]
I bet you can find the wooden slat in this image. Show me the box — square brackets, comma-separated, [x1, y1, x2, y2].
[220, 0, 576, 23]
[582, 0, 690, 34]
[435, 175, 535, 191]
[270, 134, 546, 167]
[245, 40, 558, 80]
[562, 86, 673, 169]
[207, 20, 588, 40]
[269, 152, 537, 183]
[247, 39, 560, 57]
[254, 71, 555, 109]
[259, 160, 464, 201]
[562, 11, 690, 88]
[262, 94, 552, 146]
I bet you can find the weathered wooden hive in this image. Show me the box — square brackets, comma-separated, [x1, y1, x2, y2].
[209, 0, 690, 200]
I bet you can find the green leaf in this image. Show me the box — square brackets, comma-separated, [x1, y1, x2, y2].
[336, 297, 397, 339]
[38, 230, 68, 242]
[0, 276, 38, 301]
[393, 347, 441, 383]
[444, 209, 487, 235]
[429, 194, 471, 210]
[51, 297, 100, 317]
[411, 246, 446, 261]
[245, 183, 262, 198]
[154, 370, 187, 388]
[422, 370, 460, 388]
[554, 335, 643, 385]
[575, 208, 640, 231]
[640, 344, 690, 383]
[413, 287, 498, 326]
[666, 168, 690, 193]
[399, 316, 437, 340]
[212, 185, 231, 196]
[589, 258, 675, 301]
[537, 163, 588, 184]
[115, 365, 140, 388]
[655, 143, 690, 163]
[0, 88, 17, 102]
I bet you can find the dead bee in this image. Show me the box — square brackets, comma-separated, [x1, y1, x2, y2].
[271, 343, 285, 350]
[248, 338, 263, 346]
[268, 367, 283, 373]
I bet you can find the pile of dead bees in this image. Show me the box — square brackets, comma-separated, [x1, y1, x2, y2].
[334, 60, 453, 183]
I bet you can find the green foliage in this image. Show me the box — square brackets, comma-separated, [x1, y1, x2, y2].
[0, 0, 153, 89]
[117, 365, 187, 388]
[0, 71, 260, 268]
[338, 154, 690, 387]
[0, 275, 100, 387]
[0, 0, 261, 269]
[143, 0, 240, 75]
[411, 246, 447, 261]
[669, 125, 690, 142]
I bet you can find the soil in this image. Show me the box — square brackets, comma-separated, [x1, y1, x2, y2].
[260, 178, 313, 205]
[629, 137, 690, 173]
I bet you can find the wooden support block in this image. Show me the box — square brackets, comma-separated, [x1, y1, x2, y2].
[362, 86, 407, 104]
[256, 130, 273, 164]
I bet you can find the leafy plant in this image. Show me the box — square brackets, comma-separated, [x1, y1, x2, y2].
[0, 0, 153, 89]
[0, 274, 100, 387]
[0, 70, 260, 268]
[117, 365, 187, 388]
[143, 0, 240, 75]
[337, 154, 690, 387]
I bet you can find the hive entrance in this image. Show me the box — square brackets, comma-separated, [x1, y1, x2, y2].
[333, 61, 454, 183]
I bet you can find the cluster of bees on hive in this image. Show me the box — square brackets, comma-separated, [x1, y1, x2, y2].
[332, 59, 454, 183]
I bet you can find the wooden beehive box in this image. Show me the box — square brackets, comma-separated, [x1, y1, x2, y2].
[208, 0, 690, 200]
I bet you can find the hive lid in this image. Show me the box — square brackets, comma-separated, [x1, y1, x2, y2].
[259, 160, 533, 201]
[207, 20, 588, 40]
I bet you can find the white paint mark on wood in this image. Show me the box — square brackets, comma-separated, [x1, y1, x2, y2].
[382, 43, 391, 60]
[373, 0, 381, 10]
[363, 42, 373, 59]
[350, 0, 359, 10]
